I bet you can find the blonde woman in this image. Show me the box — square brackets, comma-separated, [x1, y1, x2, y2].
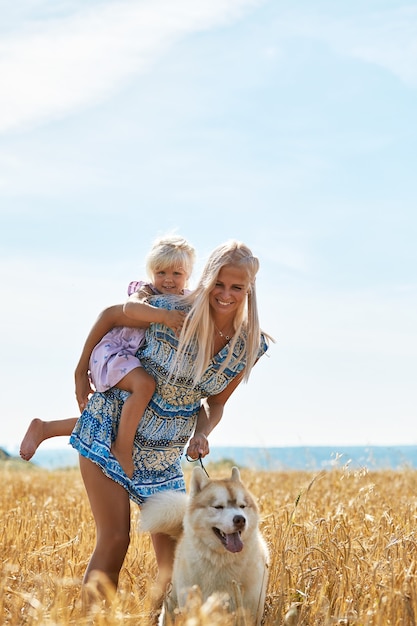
[70, 239, 273, 603]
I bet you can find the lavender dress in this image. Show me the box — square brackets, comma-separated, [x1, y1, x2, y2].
[89, 281, 157, 391]
[70, 295, 269, 506]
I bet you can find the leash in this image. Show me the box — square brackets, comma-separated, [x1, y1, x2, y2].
[185, 453, 210, 478]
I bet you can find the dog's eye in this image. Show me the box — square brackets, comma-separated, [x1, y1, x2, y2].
[240, 505, 246, 509]
[213, 505, 224, 510]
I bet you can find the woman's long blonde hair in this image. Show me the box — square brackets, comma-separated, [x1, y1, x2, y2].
[172, 240, 271, 385]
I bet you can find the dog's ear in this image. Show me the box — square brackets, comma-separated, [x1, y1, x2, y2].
[231, 466, 241, 482]
[190, 466, 210, 495]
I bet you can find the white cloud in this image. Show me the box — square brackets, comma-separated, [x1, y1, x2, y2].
[275, 7, 417, 87]
[325, 7, 417, 87]
[342, 10, 417, 86]
[349, 10, 417, 86]
[0, 0, 262, 133]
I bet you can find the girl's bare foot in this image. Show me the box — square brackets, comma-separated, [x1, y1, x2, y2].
[111, 443, 134, 479]
[20, 418, 45, 461]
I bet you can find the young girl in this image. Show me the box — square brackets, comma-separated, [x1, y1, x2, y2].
[19, 234, 196, 478]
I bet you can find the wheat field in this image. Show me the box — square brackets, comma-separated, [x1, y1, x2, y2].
[2, 459, 417, 625]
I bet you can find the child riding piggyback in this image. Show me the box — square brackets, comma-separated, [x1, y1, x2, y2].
[20, 234, 196, 479]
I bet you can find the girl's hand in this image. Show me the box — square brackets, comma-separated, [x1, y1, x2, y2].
[75, 371, 94, 412]
[162, 309, 186, 336]
[186, 433, 209, 459]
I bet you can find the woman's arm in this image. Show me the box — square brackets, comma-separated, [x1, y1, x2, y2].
[74, 304, 141, 410]
[186, 370, 245, 459]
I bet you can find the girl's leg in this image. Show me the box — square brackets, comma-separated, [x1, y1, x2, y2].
[113, 368, 156, 478]
[150, 532, 177, 606]
[20, 417, 79, 461]
[79, 455, 131, 600]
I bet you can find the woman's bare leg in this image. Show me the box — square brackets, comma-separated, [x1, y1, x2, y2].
[150, 532, 177, 607]
[20, 417, 78, 461]
[79, 455, 131, 603]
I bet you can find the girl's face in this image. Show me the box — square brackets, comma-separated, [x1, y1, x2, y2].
[152, 266, 188, 295]
[209, 265, 250, 319]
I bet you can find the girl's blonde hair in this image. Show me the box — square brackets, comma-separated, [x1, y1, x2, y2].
[173, 240, 271, 385]
[146, 235, 196, 287]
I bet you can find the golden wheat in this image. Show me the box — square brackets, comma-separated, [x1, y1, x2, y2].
[2, 460, 417, 625]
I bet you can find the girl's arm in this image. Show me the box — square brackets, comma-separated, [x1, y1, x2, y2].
[75, 295, 185, 410]
[186, 370, 245, 460]
[124, 293, 185, 333]
[75, 304, 142, 410]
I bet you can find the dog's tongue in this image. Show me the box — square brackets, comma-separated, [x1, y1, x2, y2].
[225, 532, 243, 553]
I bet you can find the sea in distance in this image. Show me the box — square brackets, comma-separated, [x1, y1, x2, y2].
[28, 444, 417, 472]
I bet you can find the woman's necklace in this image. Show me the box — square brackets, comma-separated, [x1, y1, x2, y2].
[215, 325, 234, 341]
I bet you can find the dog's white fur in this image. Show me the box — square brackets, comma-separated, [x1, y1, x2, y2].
[140, 466, 269, 625]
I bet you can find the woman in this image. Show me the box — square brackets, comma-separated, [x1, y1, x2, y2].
[70, 239, 273, 603]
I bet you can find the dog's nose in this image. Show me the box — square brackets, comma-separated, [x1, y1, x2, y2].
[233, 515, 246, 530]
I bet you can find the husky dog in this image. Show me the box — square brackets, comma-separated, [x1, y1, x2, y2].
[140, 466, 269, 625]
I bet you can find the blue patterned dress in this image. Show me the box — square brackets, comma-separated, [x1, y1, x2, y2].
[70, 295, 268, 506]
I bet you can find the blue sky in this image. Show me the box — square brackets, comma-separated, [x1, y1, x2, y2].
[1, 0, 416, 455]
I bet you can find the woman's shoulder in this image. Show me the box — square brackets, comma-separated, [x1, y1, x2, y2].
[235, 328, 270, 358]
[148, 294, 190, 311]
[259, 332, 270, 355]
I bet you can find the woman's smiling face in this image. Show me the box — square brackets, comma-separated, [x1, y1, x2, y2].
[209, 264, 250, 319]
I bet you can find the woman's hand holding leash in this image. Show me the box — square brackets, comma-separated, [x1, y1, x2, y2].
[186, 433, 209, 460]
